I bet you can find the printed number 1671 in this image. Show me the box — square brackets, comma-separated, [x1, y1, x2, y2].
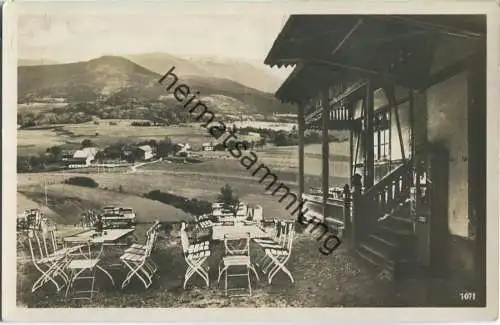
[460, 292, 476, 301]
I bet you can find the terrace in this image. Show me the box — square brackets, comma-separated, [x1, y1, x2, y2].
[17, 222, 466, 308]
[16, 200, 472, 308]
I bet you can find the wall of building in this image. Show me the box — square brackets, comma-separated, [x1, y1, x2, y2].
[426, 71, 469, 238]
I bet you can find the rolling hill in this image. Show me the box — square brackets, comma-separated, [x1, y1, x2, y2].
[18, 55, 295, 116]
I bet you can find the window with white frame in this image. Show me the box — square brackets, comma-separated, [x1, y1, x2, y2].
[373, 128, 390, 161]
[373, 110, 390, 162]
[379, 128, 390, 160]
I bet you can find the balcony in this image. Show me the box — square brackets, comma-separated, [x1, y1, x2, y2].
[305, 105, 354, 130]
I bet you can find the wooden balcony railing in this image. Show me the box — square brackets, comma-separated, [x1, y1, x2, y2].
[329, 106, 351, 121]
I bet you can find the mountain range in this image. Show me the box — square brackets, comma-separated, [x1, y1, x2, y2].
[123, 53, 284, 93]
[18, 54, 295, 117]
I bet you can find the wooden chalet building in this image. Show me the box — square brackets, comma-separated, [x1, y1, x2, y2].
[265, 15, 486, 299]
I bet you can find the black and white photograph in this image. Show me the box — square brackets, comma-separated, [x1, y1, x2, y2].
[2, 1, 498, 322]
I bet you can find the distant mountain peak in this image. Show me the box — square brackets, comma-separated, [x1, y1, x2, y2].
[124, 52, 283, 93]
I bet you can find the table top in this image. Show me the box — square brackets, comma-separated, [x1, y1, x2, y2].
[212, 224, 268, 241]
[64, 228, 135, 244]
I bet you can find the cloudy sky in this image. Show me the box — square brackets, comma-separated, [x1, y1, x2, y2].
[17, 8, 293, 80]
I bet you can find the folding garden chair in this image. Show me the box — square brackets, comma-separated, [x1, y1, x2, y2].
[180, 222, 211, 289]
[120, 223, 160, 289]
[42, 224, 85, 261]
[262, 221, 295, 284]
[65, 238, 103, 300]
[253, 219, 281, 246]
[217, 232, 258, 296]
[253, 220, 285, 267]
[127, 221, 160, 251]
[26, 229, 71, 293]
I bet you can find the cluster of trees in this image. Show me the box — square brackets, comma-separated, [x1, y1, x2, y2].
[130, 121, 167, 127]
[18, 111, 93, 128]
[237, 126, 345, 146]
[144, 190, 212, 216]
[17, 155, 50, 173]
[131, 121, 153, 127]
[64, 176, 99, 188]
[224, 139, 266, 151]
[96, 137, 182, 163]
[17, 100, 195, 128]
[216, 184, 242, 218]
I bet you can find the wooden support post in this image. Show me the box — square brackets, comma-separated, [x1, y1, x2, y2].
[298, 102, 305, 209]
[349, 130, 354, 179]
[365, 78, 375, 189]
[343, 184, 352, 241]
[409, 88, 415, 160]
[322, 89, 330, 220]
[412, 88, 429, 267]
[468, 53, 486, 306]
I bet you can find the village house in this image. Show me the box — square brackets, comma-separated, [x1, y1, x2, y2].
[175, 143, 191, 156]
[201, 142, 214, 151]
[136, 145, 154, 161]
[66, 147, 99, 168]
[265, 15, 486, 303]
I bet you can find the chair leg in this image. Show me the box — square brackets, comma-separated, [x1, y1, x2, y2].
[217, 264, 228, 283]
[247, 266, 252, 296]
[96, 264, 115, 286]
[65, 269, 74, 298]
[248, 264, 260, 281]
[122, 261, 141, 289]
[184, 258, 209, 289]
[225, 266, 228, 296]
[267, 256, 294, 284]
[32, 263, 63, 293]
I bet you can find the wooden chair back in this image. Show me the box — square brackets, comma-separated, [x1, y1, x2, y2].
[223, 232, 250, 256]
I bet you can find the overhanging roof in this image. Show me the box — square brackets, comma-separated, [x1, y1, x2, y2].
[265, 14, 485, 68]
[275, 62, 366, 104]
[267, 14, 485, 103]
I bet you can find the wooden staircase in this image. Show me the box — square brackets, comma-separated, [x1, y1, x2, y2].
[355, 161, 417, 279]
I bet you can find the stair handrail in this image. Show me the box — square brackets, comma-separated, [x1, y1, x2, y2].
[363, 160, 412, 198]
[359, 159, 413, 225]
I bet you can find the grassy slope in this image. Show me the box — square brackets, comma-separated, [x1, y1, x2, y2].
[18, 183, 191, 224]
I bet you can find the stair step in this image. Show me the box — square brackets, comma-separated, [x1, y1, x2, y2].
[382, 215, 413, 230]
[368, 233, 398, 249]
[389, 215, 413, 224]
[379, 225, 413, 237]
[359, 242, 393, 262]
[356, 249, 395, 272]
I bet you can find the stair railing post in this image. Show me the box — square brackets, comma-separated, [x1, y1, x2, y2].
[351, 173, 363, 248]
[342, 184, 352, 241]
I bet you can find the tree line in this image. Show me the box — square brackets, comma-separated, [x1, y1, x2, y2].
[17, 101, 194, 129]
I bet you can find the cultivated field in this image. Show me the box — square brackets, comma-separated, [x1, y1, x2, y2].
[17, 121, 212, 155]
